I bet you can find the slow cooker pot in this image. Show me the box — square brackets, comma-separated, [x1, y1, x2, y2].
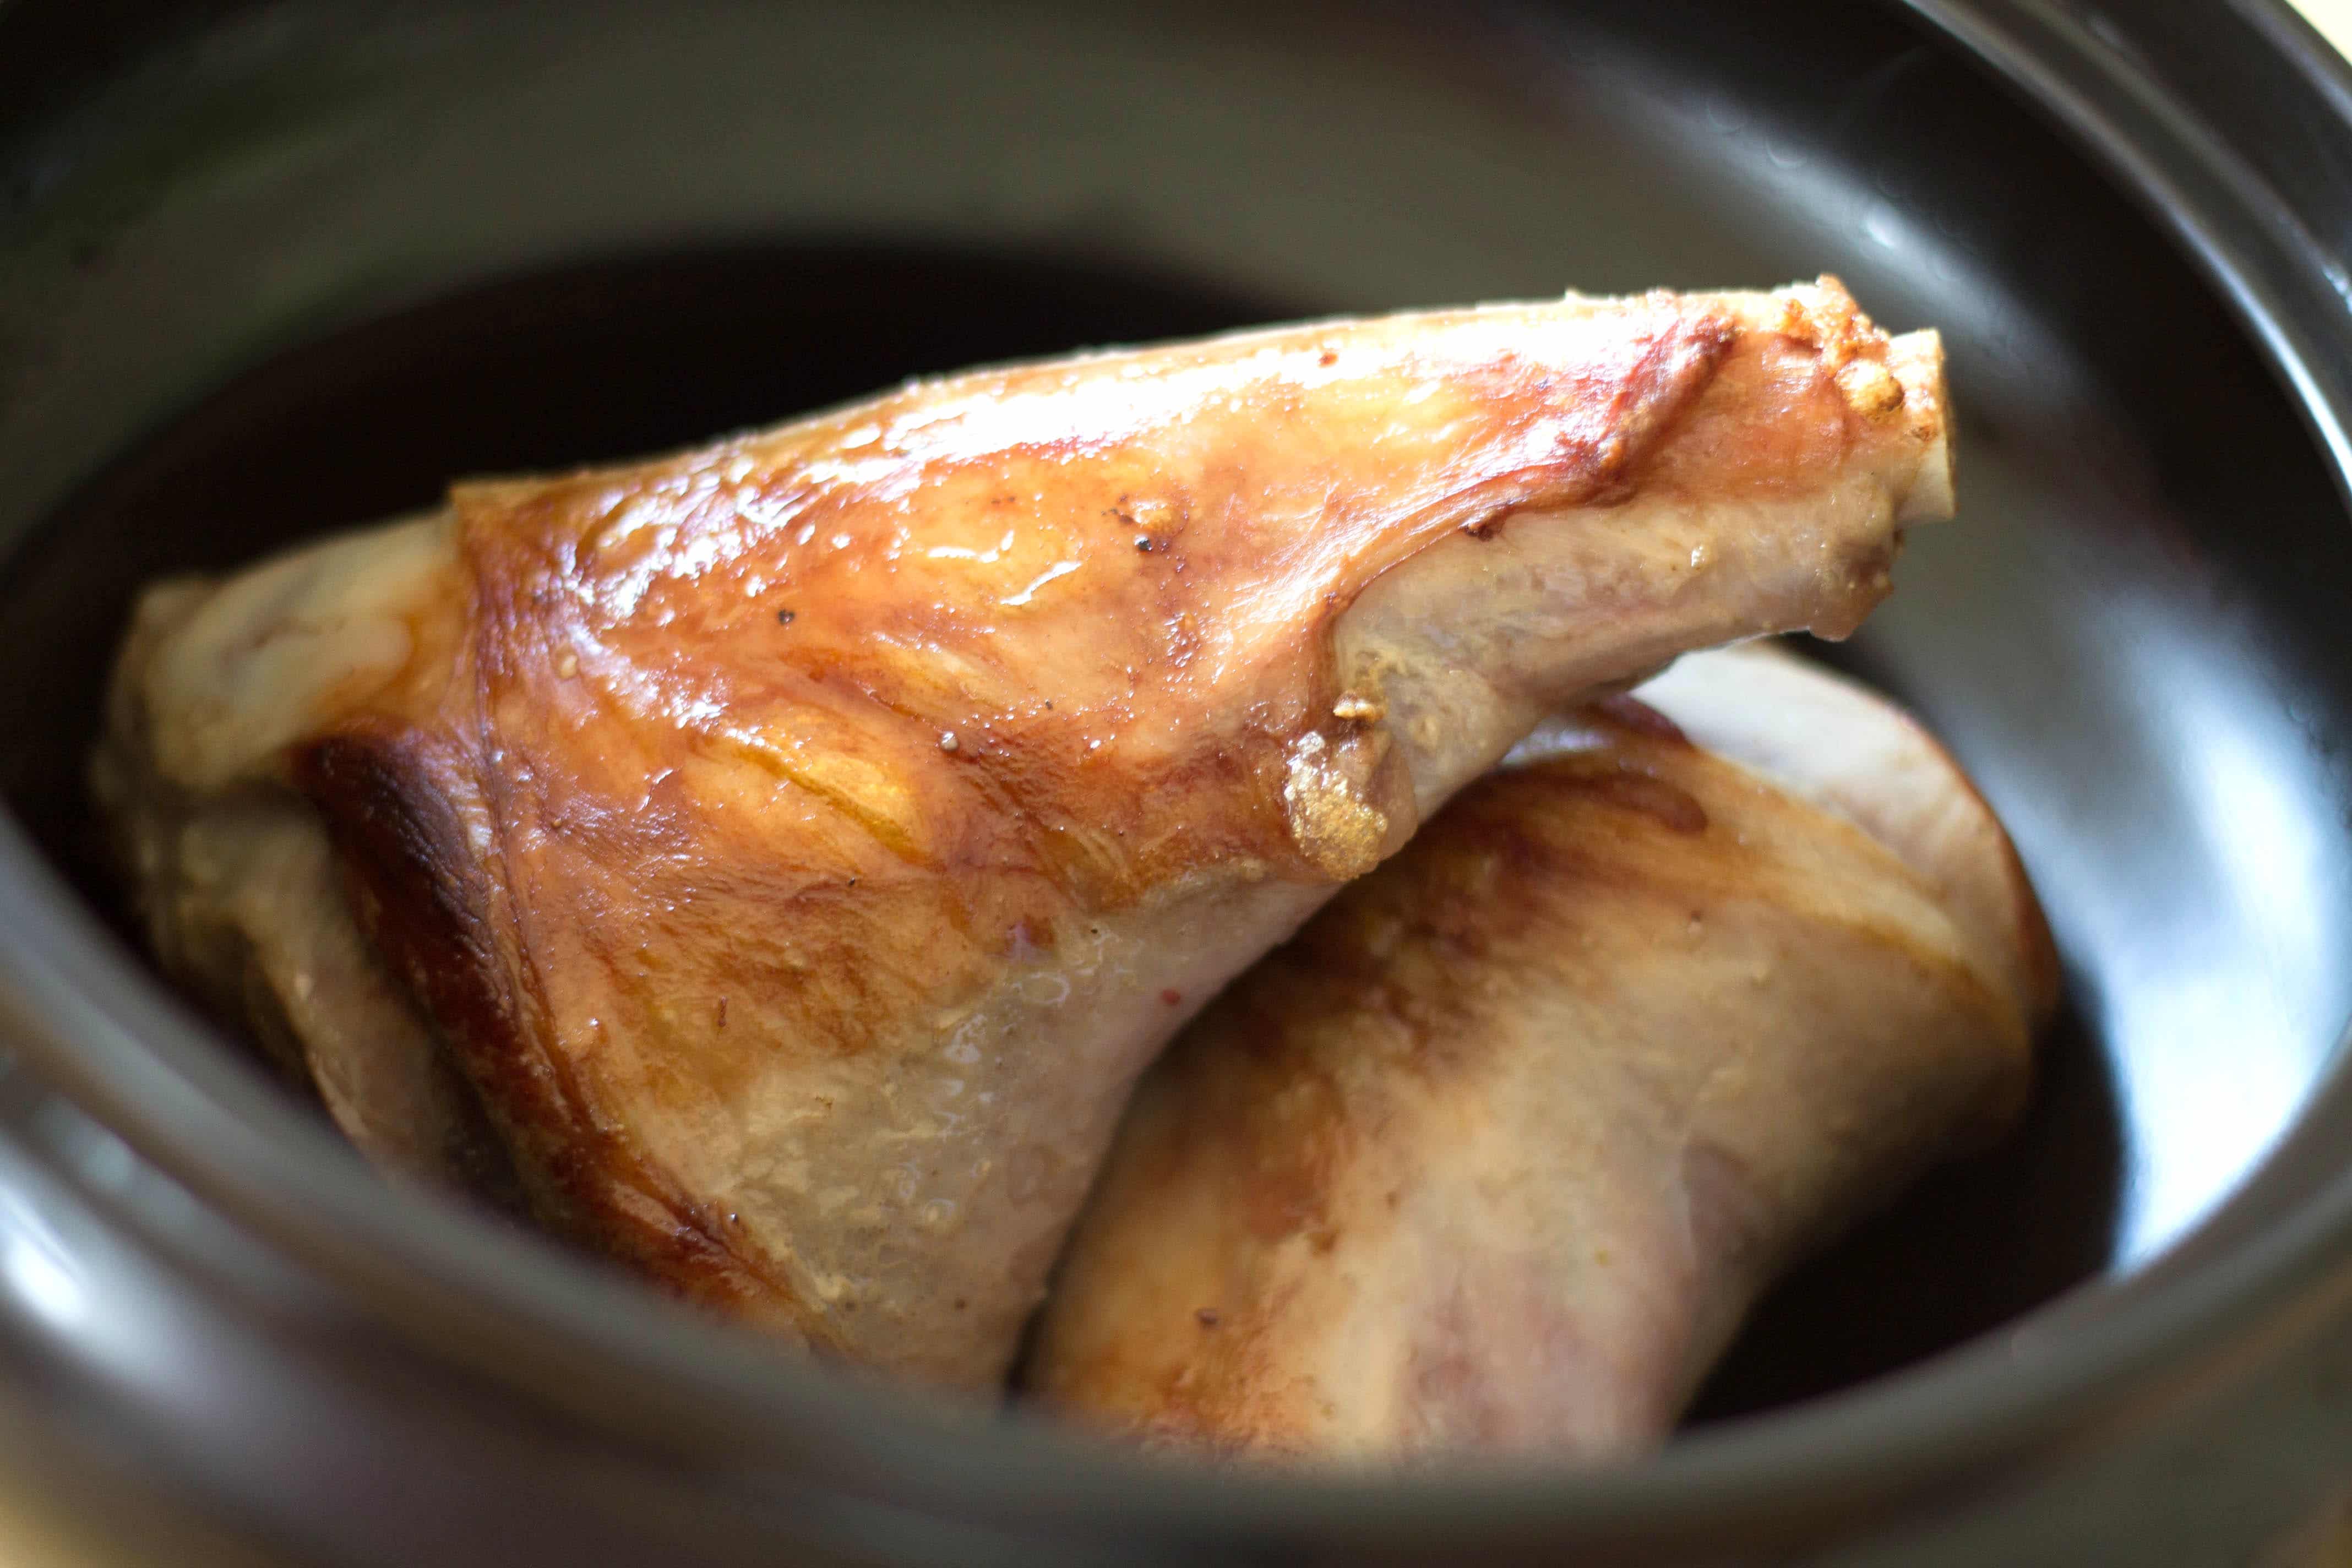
[4, 1, 2352, 1561]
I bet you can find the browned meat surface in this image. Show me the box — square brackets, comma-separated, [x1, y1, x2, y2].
[1026, 644, 2051, 1457]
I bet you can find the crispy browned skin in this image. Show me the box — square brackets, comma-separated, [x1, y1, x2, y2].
[1026, 646, 2053, 1458]
[96, 281, 1951, 1385]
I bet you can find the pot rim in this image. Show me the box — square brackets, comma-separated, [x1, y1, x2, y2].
[1, 0, 2348, 1550]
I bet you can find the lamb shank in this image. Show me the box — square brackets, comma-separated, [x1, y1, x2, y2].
[95, 280, 1951, 1386]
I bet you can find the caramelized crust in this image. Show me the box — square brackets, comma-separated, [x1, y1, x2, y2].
[99, 280, 1951, 1383]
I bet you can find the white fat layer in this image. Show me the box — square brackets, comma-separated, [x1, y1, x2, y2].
[141, 512, 453, 792]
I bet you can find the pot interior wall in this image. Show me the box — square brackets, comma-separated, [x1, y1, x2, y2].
[0, 0, 2347, 1430]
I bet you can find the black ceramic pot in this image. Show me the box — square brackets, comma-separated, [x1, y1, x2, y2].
[2, 2, 2351, 1562]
